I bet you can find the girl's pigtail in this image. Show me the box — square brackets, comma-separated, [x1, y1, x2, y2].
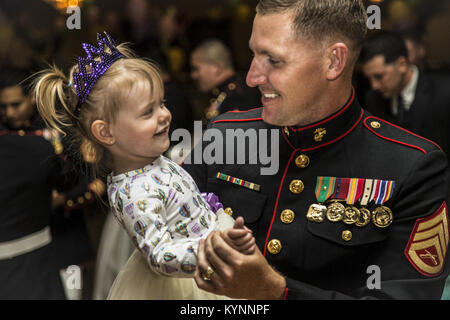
[34, 65, 76, 135]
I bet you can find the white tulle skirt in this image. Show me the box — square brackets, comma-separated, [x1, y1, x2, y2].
[107, 209, 234, 300]
[107, 249, 230, 300]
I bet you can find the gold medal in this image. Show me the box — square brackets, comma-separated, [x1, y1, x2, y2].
[355, 207, 371, 227]
[372, 206, 393, 228]
[326, 201, 345, 222]
[306, 204, 327, 223]
[343, 205, 360, 225]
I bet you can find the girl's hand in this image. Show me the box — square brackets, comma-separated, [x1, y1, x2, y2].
[225, 216, 256, 254]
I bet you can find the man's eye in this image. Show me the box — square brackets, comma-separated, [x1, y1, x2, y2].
[374, 74, 383, 81]
[268, 57, 280, 66]
[0, 102, 22, 109]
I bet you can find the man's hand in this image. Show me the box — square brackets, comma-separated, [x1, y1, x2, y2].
[194, 230, 286, 300]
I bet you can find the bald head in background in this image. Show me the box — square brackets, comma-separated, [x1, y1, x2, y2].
[190, 38, 261, 117]
[190, 39, 235, 92]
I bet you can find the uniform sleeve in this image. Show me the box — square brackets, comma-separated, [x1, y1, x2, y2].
[284, 149, 450, 299]
[114, 185, 202, 278]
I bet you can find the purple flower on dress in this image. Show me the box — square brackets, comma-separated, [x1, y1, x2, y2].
[201, 193, 224, 213]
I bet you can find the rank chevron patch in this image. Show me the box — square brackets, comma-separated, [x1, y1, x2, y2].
[405, 202, 449, 277]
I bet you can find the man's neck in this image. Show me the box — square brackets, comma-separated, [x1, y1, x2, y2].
[214, 69, 235, 88]
[296, 82, 353, 127]
[400, 65, 415, 93]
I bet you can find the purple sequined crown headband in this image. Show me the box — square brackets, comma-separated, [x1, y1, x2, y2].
[72, 32, 124, 116]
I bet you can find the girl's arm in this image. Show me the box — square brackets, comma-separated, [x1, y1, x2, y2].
[113, 189, 209, 278]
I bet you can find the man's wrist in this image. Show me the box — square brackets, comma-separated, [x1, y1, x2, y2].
[258, 267, 286, 300]
[271, 271, 286, 300]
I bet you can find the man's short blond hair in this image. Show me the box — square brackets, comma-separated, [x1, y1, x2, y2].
[256, 0, 367, 51]
[193, 39, 234, 70]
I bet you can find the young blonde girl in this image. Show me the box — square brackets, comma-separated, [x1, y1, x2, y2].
[34, 32, 255, 300]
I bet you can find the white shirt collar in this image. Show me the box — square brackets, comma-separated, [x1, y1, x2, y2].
[401, 65, 419, 110]
[391, 65, 419, 113]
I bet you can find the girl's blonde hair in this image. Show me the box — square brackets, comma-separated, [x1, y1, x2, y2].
[34, 43, 164, 179]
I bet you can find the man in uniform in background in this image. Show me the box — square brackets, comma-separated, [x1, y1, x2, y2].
[0, 67, 97, 299]
[183, 0, 450, 299]
[190, 38, 261, 120]
[360, 31, 450, 155]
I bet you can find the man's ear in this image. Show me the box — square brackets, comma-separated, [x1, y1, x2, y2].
[326, 43, 349, 81]
[211, 63, 223, 76]
[91, 120, 115, 146]
[395, 56, 409, 73]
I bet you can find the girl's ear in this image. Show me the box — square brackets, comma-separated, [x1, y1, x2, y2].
[91, 120, 115, 145]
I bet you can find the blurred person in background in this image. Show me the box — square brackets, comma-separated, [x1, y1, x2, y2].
[157, 6, 191, 83]
[400, 28, 429, 73]
[360, 31, 450, 155]
[0, 67, 98, 299]
[190, 39, 261, 121]
[122, 0, 158, 57]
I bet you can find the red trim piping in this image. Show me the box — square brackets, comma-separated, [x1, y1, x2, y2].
[226, 107, 263, 113]
[281, 109, 364, 152]
[264, 150, 296, 256]
[365, 116, 442, 152]
[283, 287, 288, 300]
[212, 117, 263, 124]
[363, 117, 432, 154]
[267, 109, 363, 256]
[302, 109, 364, 152]
[291, 88, 355, 132]
[281, 126, 295, 150]
[404, 201, 449, 277]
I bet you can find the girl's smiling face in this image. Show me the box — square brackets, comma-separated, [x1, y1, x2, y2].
[109, 78, 172, 174]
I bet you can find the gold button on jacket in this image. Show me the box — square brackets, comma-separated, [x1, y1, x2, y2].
[342, 230, 352, 241]
[370, 121, 381, 129]
[181, 92, 450, 299]
[295, 154, 310, 168]
[289, 180, 304, 194]
[224, 207, 233, 216]
[267, 239, 282, 254]
[280, 209, 295, 224]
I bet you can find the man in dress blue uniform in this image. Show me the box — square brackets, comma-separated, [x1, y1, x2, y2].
[0, 68, 96, 299]
[183, 0, 450, 299]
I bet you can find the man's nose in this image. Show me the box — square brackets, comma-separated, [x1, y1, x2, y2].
[190, 69, 198, 80]
[246, 59, 266, 88]
[370, 79, 381, 91]
[6, 106, 15, 118]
